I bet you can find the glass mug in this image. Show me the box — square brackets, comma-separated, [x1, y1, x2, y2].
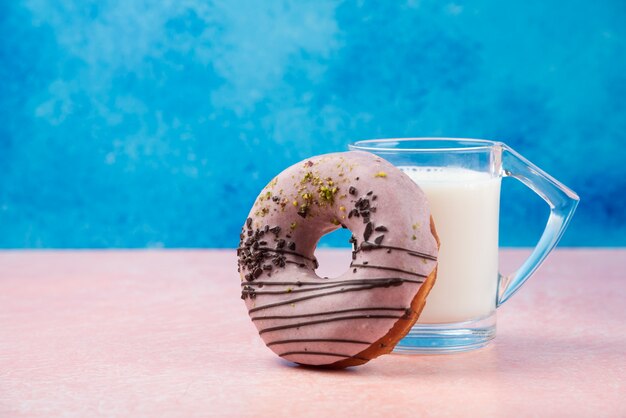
[348, 138, 579, 353]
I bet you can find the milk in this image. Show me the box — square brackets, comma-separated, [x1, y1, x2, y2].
[399, 167, 501, 323]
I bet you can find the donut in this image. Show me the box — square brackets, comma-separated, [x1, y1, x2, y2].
[237, 151, 439, 368]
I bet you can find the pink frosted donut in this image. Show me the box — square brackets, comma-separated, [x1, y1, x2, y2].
[237, 151, 439, 368]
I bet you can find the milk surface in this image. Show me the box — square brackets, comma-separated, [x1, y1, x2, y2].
[400, 166, 501, 323]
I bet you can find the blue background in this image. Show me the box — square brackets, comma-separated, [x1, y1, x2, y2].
[1, 0, 625, 248]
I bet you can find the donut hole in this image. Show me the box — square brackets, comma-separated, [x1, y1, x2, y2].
[314, 227, 353, 279]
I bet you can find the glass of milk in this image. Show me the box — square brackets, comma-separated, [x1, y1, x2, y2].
[349, 138, 579, 353]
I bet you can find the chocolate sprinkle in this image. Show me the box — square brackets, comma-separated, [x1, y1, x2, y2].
[364, 222, 373, 241]
[288, 241, 296, 251]
[241, 284, 257, 300]
[374, 225, 388, 232]
[246, 218, 252, 228]
[355, 198, 370, 211]
[359, 241, 375, 251]
[374, 235, 385, 245]
[272, 254, 287, 267]
[349, 186, 357, 195]
[297, 206, 309, 218]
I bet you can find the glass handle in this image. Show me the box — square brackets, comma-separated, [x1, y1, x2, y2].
[496, 144, 580, 307]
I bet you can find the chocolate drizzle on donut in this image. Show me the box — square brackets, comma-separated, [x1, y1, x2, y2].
[267, 338, 371, 347]
[248, 280, 411, 314]
[243, 277, 423, 298]
[356, 242, 437, 261]
[251, 306, 408, 320]
[349, 264, 428, 278]
[249, 247, 316, 262]
[258, 314, 404, 335]
[279, 351, 370, 361]
[240, 278, 417, 287]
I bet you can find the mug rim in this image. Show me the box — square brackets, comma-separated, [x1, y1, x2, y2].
[349, 138, 500, 153]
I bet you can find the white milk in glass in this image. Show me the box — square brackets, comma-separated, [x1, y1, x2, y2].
[400, 166, 501, 323]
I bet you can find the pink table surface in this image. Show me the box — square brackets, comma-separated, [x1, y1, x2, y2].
[0, 249, 625, 417]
